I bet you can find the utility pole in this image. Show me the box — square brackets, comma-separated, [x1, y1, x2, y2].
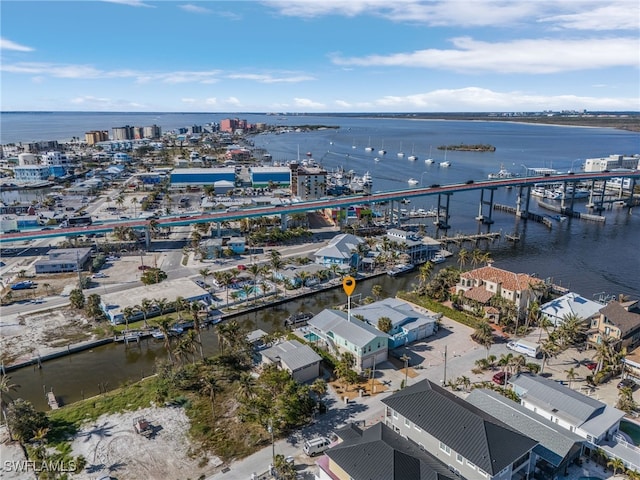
[76, 250, 82, 290]
[268, 418, 275, 465]
[443, 345, 447, 386]
[401, 354, 410, 388]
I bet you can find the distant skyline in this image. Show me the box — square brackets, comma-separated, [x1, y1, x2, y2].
[1, 1, 639, 113]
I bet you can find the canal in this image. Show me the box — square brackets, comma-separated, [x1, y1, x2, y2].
[7, 273, 419, 410]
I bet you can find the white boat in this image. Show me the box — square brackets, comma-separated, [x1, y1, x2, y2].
[430, 253, 446, 264]
[488, 164, 514, 179]
[365, 136, 374, 152]
[378, 140, 387, 155]
[408, 178, 419, 186]
[397, 142, 405, 158]
[151, 330, 166, 339]
[439, 161, 451, 167]
[387, 263, 416, 277]
[374, 157, 380, 163]
[425, 146, 434, 164]
[408, 144, 418, 161]
[532, 185, 546, 197]
[361, 171, 373, 187]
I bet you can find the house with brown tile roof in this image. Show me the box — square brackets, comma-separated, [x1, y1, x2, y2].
[588, 299, 640, 351]
[455, 265, 543, 320]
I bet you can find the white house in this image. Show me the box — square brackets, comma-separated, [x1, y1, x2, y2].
[540, 292, 603, 327]
[260, 339, 322, 383]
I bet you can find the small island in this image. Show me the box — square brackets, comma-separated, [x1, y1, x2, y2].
[437, 144, 496, 152]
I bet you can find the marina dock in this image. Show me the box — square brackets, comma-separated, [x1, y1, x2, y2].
[47, 390, 59, 410]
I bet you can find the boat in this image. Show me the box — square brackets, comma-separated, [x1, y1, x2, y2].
[439, 148, 450, 167]
[284, 311, 314, 327]
[408, 144, 418, 161]
[408, 178, 419, 186]
[429, 252, 446, 264]
[374, 157, 380, 163]
[387, 263, 416, 277]
[532, 185, 546, 197]
[378, 141, 387, 155]
[397, 142, 405, 158]
[365, 136, 374, 152]
[425, 146, 434, 164]
[151, 330, 166, 340]
[488, 164, 514, 179]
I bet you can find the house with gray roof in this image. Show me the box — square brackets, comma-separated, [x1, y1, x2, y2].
[351, 298, 440, 348]
[260, 339, 322, 383]
[508, 373, 625, 446]
[307, 309, 389, 371]
[313, 233, 364, 270]
[588, 299, 640, 352]
[466, 389, 584, 479]
[540, 292, 603, 327]
[317, 422, 462, 480]
[383, 379, 537, 480]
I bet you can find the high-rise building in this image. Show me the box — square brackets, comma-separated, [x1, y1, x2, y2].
[112, 126, 134, 140]
[85, 130, 109, 145]
[143, 124, 161, 139]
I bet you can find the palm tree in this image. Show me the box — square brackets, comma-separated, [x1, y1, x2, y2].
[153, 317, 175, 365]
[200, 374, 222, 420]
[472, 321, 495, 358]
[122, 306, 136, 333]
[564, 367, 577, 389]
[199, 268, 211, 286]
[138, 297, 153, 328]
[0, 374, 19, 422]
[189, 301, 205, 360]
[606, 457, 625, 476]
[371, 284, 383, 301]
[235, 372, 256, 402]
[457, 248, 469, 270]
[417, 261, 434, 292]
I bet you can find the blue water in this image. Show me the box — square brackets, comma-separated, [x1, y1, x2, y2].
[2, 112, 639, 300]
[235, 286, 264, 300]
[305, 332, 321, 342]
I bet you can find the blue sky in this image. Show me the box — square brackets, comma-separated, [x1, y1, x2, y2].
[1, 0, 639, 112]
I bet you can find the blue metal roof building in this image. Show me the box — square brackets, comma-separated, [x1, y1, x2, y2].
[249, 166, 291, 187]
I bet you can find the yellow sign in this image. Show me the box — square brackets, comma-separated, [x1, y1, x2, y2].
[342, 276, 356, 296]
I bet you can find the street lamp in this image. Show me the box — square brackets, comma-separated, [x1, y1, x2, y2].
[569, 158, 581, 174]
[420, 171, 429, 186]
[267, 418, 275, 464]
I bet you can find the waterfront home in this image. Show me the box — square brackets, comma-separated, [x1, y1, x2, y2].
[350, 298, 440, 349]
[260, 339, 322, 383]
[35, 247, 92, 274]
[201, 236, 246, 258]
[455, 265, 543, 319]
[313, 233, 366, 271]
[621, 345, 640, 386]
[382, 229, 441, 264]
[316, 422, 460, 480]
[272, 264, 327, 288]
[306, 309, 389, 372]
[508, 373, 625, 447]
[540, 292, 603, 327]
[99, 278, 212, 325]
[587, 299, 640, 351]
[466, 389, 584, 479]
[383, 379, 538, 479]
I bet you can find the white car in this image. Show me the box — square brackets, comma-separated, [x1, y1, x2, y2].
[92, 273, 107, 278]
[106, 256, 119, 261]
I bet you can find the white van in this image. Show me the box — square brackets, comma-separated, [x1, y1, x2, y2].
[507, 340, 541, 358]
[303, 437, 331, 456]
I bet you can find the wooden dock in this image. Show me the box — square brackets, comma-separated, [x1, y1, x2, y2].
[438, 232, 501, 246]
[47, 391, 59, 410]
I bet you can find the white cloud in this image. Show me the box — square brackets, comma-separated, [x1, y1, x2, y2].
[181, 98, 197, 104]
[226, 73, 315, 83]
[294, 98, 326, 109]
[102, 0, 155, 7]
[205, 98, 218, 105]
[225, 97, 242, 107]
[70, 95, 112, 105]
[332, 36, 639, 74]
[369, 86, 636, 111]
[179, 4, 212, 14]
[265, 0, 638, 30]
[1, 38, 35, 52]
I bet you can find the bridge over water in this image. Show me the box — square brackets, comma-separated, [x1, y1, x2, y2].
[1, 171, 638, 244]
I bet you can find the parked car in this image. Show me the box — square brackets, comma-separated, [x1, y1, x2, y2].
[617, 378, 635, 389]
[92, 273, 107, 278]
[138, 265, 151, 271]
[585, 361, 598, 371]
[492, 371, 507, 385]
[11, 281, 34, 290]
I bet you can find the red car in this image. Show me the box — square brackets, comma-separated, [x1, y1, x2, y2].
[586, 362, 597, 371]
[237, 264, 246, 270]
[492, 372, 507, 385]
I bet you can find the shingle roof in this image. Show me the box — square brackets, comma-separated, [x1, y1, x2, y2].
[325, 422, 461, 480]
[460, 265, 542, 292]
[308, 309, 389, 348]
[382, 380, 537, 475]
[600, 301, 640, 337]
[261, 340, 321, 372]
[466, 389, 583, 468]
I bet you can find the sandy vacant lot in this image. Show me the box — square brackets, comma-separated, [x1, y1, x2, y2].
[0, 308, 99, 366]
[69, 405, 222, 480]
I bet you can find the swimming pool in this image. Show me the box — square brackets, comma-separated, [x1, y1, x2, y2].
[305, 332, 320, 342]
[235, 286, 264, 300]
[620, 418, 640, 445]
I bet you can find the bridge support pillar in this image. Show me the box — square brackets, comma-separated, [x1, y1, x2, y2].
[145, 226, 150, 249]
[628, 178, 637, 212]
[475, 188, 496, 224]
[515, 185, 532, 218]
[435, 193, 452, 230]
[280, 213, 288, 230]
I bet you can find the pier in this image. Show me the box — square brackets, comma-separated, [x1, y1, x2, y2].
[47, 390, 59, 410]
[438, 232, 501, 247]
[537, 201, 606, 223]
[493, 204, 553, 229]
